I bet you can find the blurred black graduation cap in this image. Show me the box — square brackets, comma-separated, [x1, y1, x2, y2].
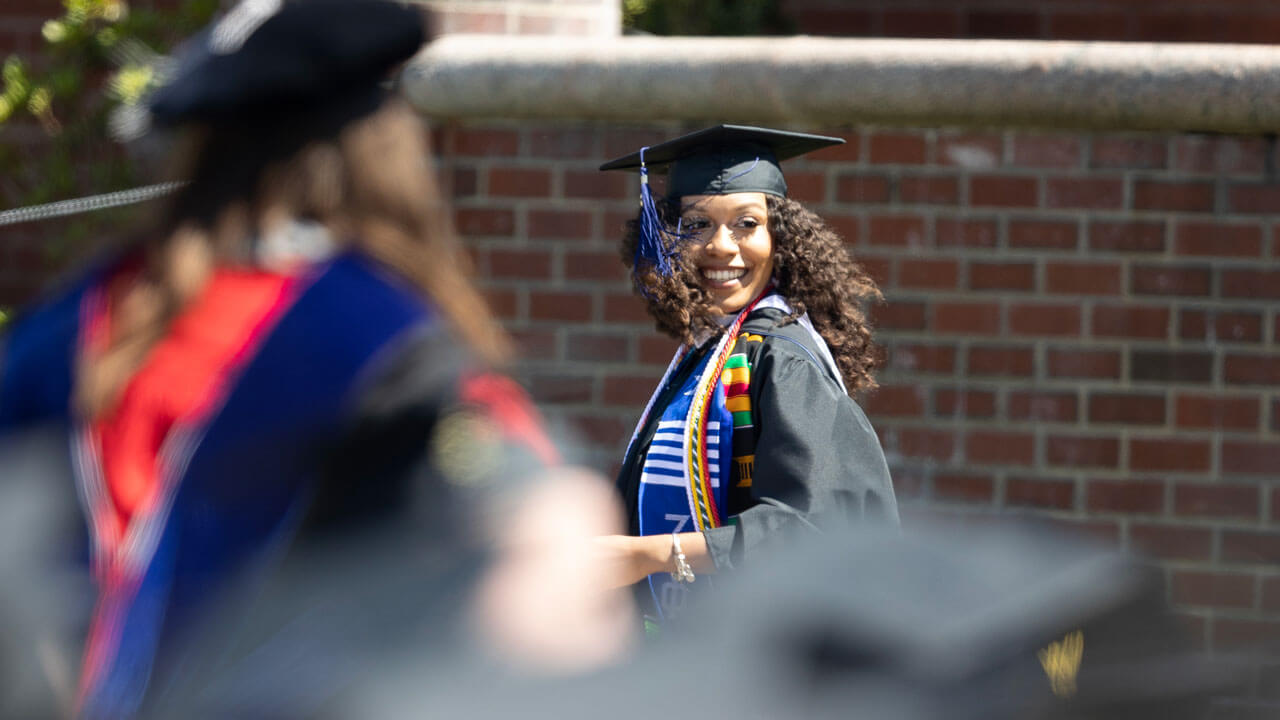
[147, 0, 428, 129]
[599, 124, 843, 199]
[325, 521, 1238, 720]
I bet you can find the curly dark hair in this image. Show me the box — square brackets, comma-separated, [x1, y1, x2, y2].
[620, 194, 882, 392]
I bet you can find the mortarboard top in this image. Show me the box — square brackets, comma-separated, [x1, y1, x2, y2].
[149, 0, 427, 128]
[599, 125, 844, 199]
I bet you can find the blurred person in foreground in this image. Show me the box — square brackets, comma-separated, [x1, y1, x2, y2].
[0, 1, 630, 716]
[592, 127, 899, 632]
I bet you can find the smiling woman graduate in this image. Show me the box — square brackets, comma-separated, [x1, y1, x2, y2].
[596, 125, 900, 630]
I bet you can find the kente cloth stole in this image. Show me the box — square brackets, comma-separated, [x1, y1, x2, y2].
[628, 292, 769, 621]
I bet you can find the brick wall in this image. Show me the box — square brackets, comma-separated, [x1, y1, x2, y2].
[782, 0, 1280, 43]
[433, 120, 1280, 701]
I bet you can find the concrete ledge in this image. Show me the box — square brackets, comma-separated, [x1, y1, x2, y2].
[402, 35, 1280, 133]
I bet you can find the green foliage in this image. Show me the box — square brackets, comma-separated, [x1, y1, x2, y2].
[0, 0, 218, 269]
[623, 0, 793, 36]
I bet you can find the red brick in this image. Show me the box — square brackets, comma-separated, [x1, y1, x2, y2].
[1087, 479, 1166, 513]
[1215, 311, 1264, 343]
[1174, 135, 1268, 175]
[451, 128, 519, 156]
[890, 469, 927, 500]
[969, 262, 1035, 292]
[887, 344, 956, 374]
[565, 251, 627, 282]
[933, 473, 995, 504]
[488, 167, 551, 197]
[529, 291, 593, 323]
[835, 174, 890, 203]
[868, 132, 927, 165]
[1131, 350, 1213, 384]
[1048, 348, 1122, 379]
[1130, 438, 1211, 473]
[865, 384, 927, 417]
[898, 176, 959, 205]
[934, 302, 1001, 335]
[602, 292, 650, 324]
[826, 214, 861, 245]
[898, 259, 959, 290]
[1212, 619, 1280, 654]
[1224, 355, 1280, 386]
[1174, 221, 1264, 258]
[1045, 262, 1122, 295]
[565, 170, 629, 200]
[1133, 180, 1215, 212]
[1129, 524, 1213, 562]
[1170, 571, 1257, 610]
[526, 128, 596, 158]
[1008, 391, 1078, 422]
[564, 411, 628, 447]
[1008, 304, 1081, 336]
[1044, 178, 1124, 209]
[1009, 220, 1077, 249]
[1092, 305, 1169, 339]
[1222, 530, 1280, 564]
[856, 255, 891, 286]
[1088, 221, 1165, 253]
[1175, 394, 1260, 431]
[933, 389, 996, 418]
[529, 209, 592, 240]
[868, 215, 926, 247]
[638, 335, 678, 365]
[603, 210, 636, 237]
[967, 11, 1040, 39]
[1011, 134, 1081, 168]
[1220, 269, 1280, 300]
[806, 130, 861, 162]
[936, 218, 998, 248]
[793, 9, 874, 35]
[1131, 265, 1211, 296]
[565, 332, 630, 363]
[448, 167, 478, 197]
[970, 175, 1038, 207]
[1089, 135, 1168, 170]
[508, 329, 556, 361]
[894, 427, 957, 461]
[1227, 182, 1280, 214]
[883, 9, 962, 37]
[455, 208, 516, 236]
[482, 287, 518, 321]
[968, 346, 1035, 377]
[1264, 577, 1280, 612]
[1088, 393, 1166, 425]
[966, 431, 1034, 466]
[1047, 11, 1131, 41]
[873, 302, 927, 331]
[602, 128, 672, 159]
[1047, 435, 1120, 469]
[1179, 310, 1207, 341]
[1222, 440, 1280, 474]
[1006, 477, 1075, 510]
[936, 134, 1001, 169]
[488, 248, 552, 279]
[785, 171, 826, 204]
[526, 373, 594, 404]
[1174, 484, 1260, 519]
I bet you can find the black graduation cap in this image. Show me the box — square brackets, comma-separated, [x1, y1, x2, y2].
[148, 0, 428, 128]
[598, 124, 844, 199]
[599, 125, 842, 283]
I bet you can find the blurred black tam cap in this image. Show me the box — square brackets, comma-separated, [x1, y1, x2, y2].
[149, 0, 428, 128]
[599, 125, 843, 198]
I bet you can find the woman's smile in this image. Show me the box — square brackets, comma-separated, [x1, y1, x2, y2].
[700, 266, 748, 285]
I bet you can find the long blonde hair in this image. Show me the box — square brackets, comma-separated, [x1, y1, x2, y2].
[77, 99, 507, 419]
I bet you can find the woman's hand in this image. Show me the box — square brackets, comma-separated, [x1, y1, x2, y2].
[591, 532, 713, 589]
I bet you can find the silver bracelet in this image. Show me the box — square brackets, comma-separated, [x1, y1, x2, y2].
[670, 532, 696, 584]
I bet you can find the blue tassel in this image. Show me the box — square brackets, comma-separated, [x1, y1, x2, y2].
[635, 147, 674, 284]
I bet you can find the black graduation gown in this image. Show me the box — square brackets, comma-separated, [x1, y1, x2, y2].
[616, 306, 899, 576]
